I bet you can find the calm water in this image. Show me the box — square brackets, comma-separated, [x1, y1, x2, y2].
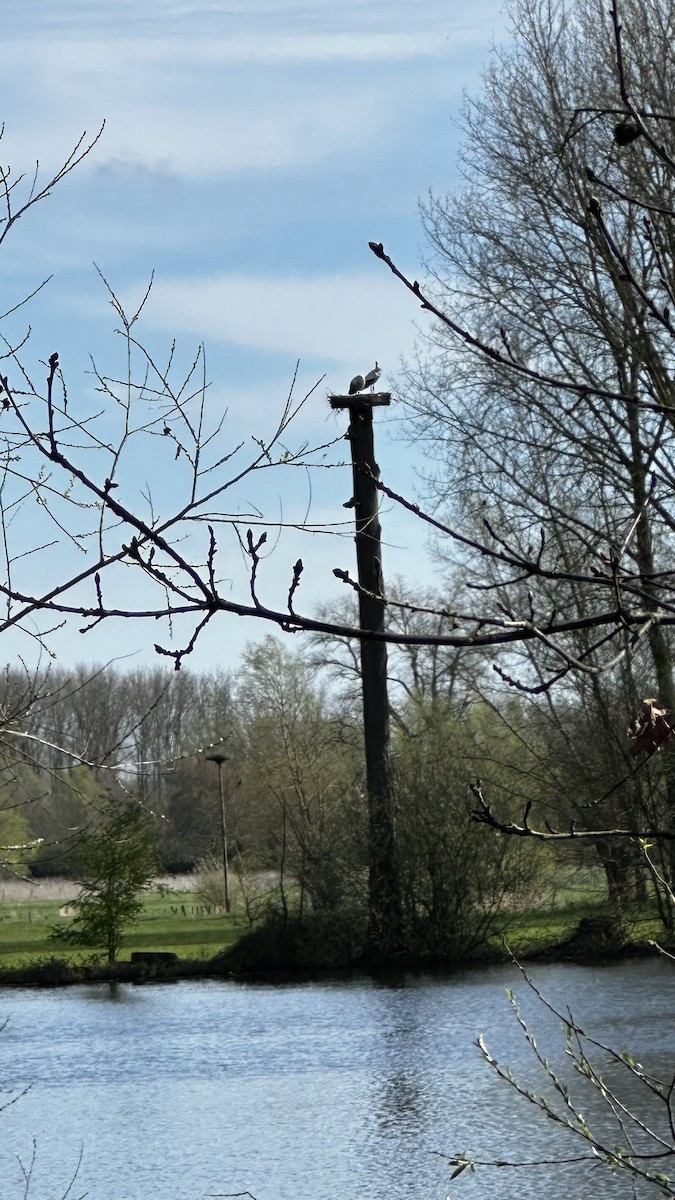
[0, 959, 672, 1200]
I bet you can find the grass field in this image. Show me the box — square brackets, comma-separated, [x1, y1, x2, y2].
[0, 869, 666, 972]
[0, 880, 249, 968]
[498, 898, 665, 953]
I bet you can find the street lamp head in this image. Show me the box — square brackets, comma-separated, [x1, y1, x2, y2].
[205, 753, 229, 766]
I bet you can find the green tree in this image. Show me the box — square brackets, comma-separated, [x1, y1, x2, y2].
[54, 795, 157, 962]
[236, 637, 364, 919]
[394, 695, 543, 958]
[0, 758, 46, 877]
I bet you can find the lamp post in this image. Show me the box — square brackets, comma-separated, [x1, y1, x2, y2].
[205, 751, 231, 914]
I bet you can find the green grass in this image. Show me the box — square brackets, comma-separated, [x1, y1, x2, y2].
[0, 873, 669, 974]
[0, 890, 248, 968]
[496, 895, 669, 957]
[495, 900, 601, 955]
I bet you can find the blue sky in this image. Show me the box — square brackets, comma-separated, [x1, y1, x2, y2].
[1, 0, 508, 673]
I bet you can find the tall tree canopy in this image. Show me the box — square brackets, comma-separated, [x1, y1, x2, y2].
[403, 0, 675, 698]
[366, 0, 675, 902]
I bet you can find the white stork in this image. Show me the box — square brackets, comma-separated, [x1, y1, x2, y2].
[349, 373, 366, 395]
[364, 362, 381, 391]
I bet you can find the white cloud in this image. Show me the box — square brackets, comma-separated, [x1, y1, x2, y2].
[94, 91, 393, 176]
[0, 59, 418, 179]
[8, 32, 454, 71]
[1, 7, 497, 179]
[139, 270, 424, 368]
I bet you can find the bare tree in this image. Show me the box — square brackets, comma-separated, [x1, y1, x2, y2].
[364, 1, 675, 1191]
[357, 0, 675, 859]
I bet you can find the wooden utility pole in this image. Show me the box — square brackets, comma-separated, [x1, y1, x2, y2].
[329, 389, 403, 954]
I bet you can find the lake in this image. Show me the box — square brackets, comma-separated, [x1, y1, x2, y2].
[0, 958, 672, 1200]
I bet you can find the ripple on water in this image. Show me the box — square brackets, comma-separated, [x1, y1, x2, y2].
[0, 960, 671, 1200]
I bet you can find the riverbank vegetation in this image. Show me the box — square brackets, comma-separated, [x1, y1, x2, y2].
[0, 647, 666, 975]
[0, 886, 245, 969]
[1, 634, 674, 974]
[0, 862, 666, 983]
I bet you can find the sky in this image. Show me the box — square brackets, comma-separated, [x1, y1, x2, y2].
[0, 0, 509, 675]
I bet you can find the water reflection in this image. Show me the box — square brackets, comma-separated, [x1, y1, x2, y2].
[80, 981, 139, 1003]
[0, 961, 671, 1200]
[368, 987, 432, 1140]
[374, 1068, 422, 1131]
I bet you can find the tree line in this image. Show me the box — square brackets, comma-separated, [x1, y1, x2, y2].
[0, 612, 666, 960]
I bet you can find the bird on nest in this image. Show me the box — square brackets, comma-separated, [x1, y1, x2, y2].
[348, 362, 381, 395]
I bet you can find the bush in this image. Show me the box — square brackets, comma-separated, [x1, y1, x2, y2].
[216, 909, 368, 975]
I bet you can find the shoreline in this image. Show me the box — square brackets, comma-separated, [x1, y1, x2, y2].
[0, 934, 667, 991]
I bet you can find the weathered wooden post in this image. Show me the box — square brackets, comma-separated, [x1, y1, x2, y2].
[329, 384, 403, 954]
